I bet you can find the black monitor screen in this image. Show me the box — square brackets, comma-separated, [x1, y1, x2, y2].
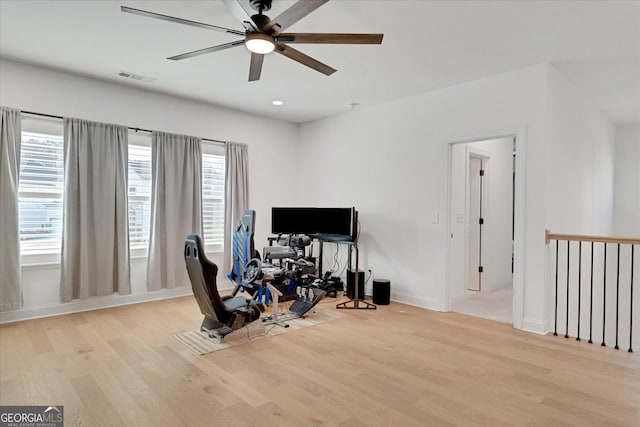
[316, 208, 354, 237]
[271, 207, 355, 241]
[271, 207, 317, 235]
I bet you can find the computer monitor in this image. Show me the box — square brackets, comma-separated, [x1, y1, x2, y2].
[271, 207, 317, 235]
[271, 207, 356, 241]
[315, 207, 356, 241]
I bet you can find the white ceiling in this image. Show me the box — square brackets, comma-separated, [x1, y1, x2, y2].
[1, 0, 639, 124]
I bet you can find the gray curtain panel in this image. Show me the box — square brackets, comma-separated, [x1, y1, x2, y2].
[223, 142, 249, 277]
[0, 107, 22, 312]
[147, 131, 202, 291]
[60, 118, 131, 302]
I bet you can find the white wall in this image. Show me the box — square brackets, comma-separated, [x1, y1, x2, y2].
[298, 63, 550, 332]
[546, 65, 616, 236]
[593, 118, 617, 234]
[614, 123, 640, 237]
[0, 59, 299, 322]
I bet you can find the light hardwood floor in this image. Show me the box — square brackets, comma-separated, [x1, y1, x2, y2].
[1, 295, 639, 426]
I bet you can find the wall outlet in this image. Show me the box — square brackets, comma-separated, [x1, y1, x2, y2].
[368, 264, 374, 273]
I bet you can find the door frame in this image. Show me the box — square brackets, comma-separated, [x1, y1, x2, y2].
[442, 127, 526, 330]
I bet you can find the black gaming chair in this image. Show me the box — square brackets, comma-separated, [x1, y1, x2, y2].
[184, 234, 262, 339]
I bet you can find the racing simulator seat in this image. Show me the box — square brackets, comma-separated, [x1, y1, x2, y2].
[184, 234, 263, 340]
[228, 209, 261, 296]
[224, 209, 327, 319]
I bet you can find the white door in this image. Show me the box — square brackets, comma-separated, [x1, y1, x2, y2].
[468, 156, 484, 291]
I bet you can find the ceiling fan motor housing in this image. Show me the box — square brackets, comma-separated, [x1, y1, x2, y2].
[251, 13, 271, 30]
[250, 0, 272, 12]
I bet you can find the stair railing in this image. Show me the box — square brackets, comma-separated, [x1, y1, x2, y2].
[546, 230, 639, 352]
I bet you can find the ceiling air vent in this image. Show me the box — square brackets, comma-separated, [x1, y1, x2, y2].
[118, 71, 156, 83]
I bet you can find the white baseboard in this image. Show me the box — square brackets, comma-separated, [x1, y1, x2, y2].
[0, 286, 194, 324]
[390, 291, 442, 312]
[522, 317, 547, 335]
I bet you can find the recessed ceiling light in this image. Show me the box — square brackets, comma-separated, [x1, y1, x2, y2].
[348, 102, 360, 109]
[272, 100, 284, 106]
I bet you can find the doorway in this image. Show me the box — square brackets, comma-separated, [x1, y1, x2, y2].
[447, 136, 516, 324]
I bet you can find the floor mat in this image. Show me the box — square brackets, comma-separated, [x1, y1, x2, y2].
[173, 306, 346, 355]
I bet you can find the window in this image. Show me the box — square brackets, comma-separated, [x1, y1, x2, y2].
[202, 148, 225, 247]
[18, 131, 64, 254]
[17, 116, 226, 259]
[127, 141, 152, 249]
[127, 136, 224, 252]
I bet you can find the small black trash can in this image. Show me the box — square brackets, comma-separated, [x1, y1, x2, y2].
[372, 279, 390, 305]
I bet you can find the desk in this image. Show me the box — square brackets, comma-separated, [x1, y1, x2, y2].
[317, 238, 355, 277]
[315, 235, 375, 310]
[264, 227, 376, 310]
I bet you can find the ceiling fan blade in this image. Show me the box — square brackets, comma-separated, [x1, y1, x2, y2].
[274, 43, 336, 76]
[167, 40, 245, 61]
[121, 6, 245, 36]
[222, 0, 257, 32]
[248, 53, 264, 81]
[264, 0, 329, 35]
[277, 33, 384, 44]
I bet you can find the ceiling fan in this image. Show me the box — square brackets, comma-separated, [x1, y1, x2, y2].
[121, 0, 383, 81]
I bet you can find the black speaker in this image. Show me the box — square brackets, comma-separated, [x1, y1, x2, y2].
[346, 269, 365, 300]
[372, 279, 390, 305]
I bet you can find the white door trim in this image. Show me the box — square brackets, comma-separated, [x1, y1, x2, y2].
[442, 127, 527, 330]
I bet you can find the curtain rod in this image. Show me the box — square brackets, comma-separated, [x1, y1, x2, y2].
[21, 110, 226, 145]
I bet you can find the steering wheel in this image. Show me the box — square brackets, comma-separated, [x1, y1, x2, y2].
[242, 258, 263, 284]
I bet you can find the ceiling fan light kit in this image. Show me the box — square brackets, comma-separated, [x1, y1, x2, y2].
[245, 32, 275, 54]
[121, 0, 383, 81]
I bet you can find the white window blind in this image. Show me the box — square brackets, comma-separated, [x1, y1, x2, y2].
[202, 152, 225, 246]
[18, 132, 64, 253]
[127, 144, 152, 248]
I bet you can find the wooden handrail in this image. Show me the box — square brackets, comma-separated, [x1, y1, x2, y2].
[545, 229, 640, 245]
